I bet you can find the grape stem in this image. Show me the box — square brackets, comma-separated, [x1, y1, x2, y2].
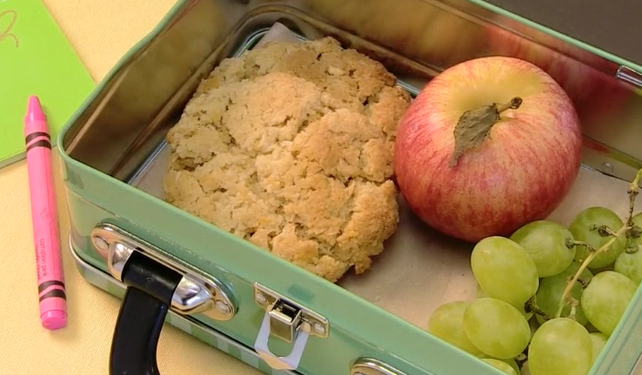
[626, 169, 642, 228]
[597, 225, 618, 237]
[569, 298, 578, 319]
[565, 239, 593, 251]
[555, 227, 627, 318]
[526, 298, 550, 321]
[555, 168, 642, 318]
[576, 277, 590, 288]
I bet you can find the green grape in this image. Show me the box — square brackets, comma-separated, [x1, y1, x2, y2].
[535, 314, 546, 326]
[520, 361, 531, 375]
[478, 284, 532, 320]
[581, 270, 637, 335]
[559, 261, 594, 279]
[504, 359, 521, 375]
[569, 207, 626, 269]
[463, 298, 531, 359]
[471, 237, 539, 307]
[481, 359, 518, 375]
[589, 332, 608, 365]
[510, 220, 576, 277]
[612, 211, 642, 285]
[533, 262, 593, 325]
[614, 246, 642, 285]
[478, 355, 521, 375]
[516, 304, 534, 321]
[427, 301, 483, 355]
[528, 316, 540, 340]
[528, 318, 592, 375]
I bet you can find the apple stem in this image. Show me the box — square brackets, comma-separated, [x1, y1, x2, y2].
[497, 97, 523, 113]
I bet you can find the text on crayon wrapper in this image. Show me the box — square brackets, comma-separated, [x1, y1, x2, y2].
[36, 238, 48, 279]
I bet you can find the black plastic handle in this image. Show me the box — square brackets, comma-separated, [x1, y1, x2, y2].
[110, 251, 183, 375]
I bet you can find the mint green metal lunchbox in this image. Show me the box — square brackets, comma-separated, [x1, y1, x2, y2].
[57, 1, 642, 374]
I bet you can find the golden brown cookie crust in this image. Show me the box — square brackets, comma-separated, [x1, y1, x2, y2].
[163, 37, 411, 282]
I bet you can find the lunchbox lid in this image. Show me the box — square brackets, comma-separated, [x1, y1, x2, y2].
[477, 0, 642, 72]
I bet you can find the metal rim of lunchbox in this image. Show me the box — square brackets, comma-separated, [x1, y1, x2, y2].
[56, 0, 642, 375]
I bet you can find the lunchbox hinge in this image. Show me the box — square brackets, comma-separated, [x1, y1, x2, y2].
[90, 223, 236, 321]
[252, 283, 328, 370]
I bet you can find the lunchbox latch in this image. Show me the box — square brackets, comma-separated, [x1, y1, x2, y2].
[253, 282, 328, 370]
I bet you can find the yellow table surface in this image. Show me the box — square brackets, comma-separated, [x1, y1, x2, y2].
[0, 1, 262, 374]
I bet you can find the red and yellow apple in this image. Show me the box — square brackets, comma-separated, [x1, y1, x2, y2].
[394, 56, 583, 243]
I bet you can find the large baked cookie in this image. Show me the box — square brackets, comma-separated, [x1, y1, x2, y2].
[163, 37, 411, 282]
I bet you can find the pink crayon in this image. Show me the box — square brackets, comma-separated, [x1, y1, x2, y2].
[24, 96, 67, 330]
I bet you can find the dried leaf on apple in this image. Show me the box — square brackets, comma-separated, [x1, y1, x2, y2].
[450, 97, 523, 168]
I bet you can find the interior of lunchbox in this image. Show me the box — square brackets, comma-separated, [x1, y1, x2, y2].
[61, 0, 642, 373]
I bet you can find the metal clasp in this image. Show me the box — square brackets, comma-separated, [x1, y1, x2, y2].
[90, 223, 236, 321]
[616, 66, 642, 88]
[268, 299, 303, 343]
[253, 283, 328, 370]
[351, 358, 408, 375]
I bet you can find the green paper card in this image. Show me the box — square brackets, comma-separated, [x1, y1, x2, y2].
[0, 0, 95, 168]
